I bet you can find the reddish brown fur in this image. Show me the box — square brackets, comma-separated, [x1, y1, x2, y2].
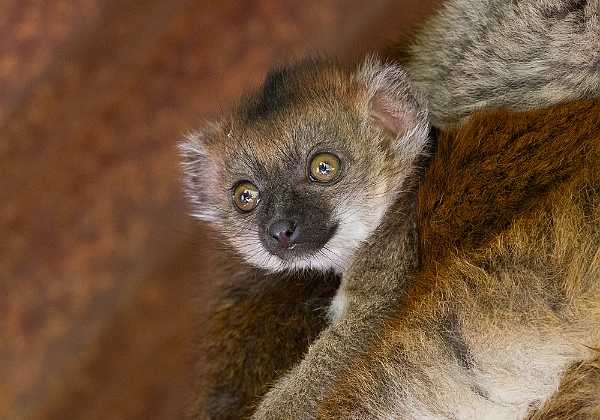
[189, 251, 339, 420]
[409, 98, 600, 306]
[318, 98, 600, 418]
[419, 100, 598, 270]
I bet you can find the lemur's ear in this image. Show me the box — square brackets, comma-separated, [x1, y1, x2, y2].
[359, 57, 429, 156]
[178, 124, 223, 222]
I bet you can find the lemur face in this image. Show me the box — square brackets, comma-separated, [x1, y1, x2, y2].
[180, 58, 429, 272]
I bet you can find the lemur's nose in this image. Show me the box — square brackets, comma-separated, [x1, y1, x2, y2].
[268, 219, 299, 249]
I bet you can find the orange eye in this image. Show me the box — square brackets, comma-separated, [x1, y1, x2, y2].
[309, 153, 341, 182]
[233, 182, 260, 212]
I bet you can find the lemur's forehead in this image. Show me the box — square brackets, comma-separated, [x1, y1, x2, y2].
[242, 61, 360, 113]
[237, 106, 359, 159]
[216, 61, 369, 177]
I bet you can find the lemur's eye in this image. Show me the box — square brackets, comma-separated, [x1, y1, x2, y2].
[309, 153, 341, 182]
[233, 182, 260, 212]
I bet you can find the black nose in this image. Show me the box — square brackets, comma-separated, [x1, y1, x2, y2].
[268, 219, 299, 249]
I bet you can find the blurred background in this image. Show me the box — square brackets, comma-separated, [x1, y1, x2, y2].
[0, 1, 440, 419]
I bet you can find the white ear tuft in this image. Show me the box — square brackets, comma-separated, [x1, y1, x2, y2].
[178, 130, 222, 222]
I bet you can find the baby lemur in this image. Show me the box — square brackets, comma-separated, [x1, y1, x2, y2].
[182, 59, 430, 418]
[181, 57, 431, 325]
[181, 58, 428, 278]
[182, 0, 600, 418]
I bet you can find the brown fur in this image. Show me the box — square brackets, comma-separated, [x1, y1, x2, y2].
[317, 98, 600, 418]
[420, 101, 598, 269]
[188, 250, 339, 420]
[185, 2, 600, 416]
[191, 95, 600, 420]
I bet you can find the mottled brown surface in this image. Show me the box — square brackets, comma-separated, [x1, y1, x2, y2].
[0, 1, 440, 419]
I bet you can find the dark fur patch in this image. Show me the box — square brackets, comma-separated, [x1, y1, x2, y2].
[258, 186, 339, 259]
[244, 69, 291, 122]
[439, 313, 474, 370]
[541, 0, 587, 19]
[472, 384, 490, 400]
[204, 386, 244, 419]
[241, 58, 336, 123]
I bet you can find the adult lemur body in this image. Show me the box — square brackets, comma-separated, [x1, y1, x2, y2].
[312, 98, 600, 419]
[182, 0, 600, 418]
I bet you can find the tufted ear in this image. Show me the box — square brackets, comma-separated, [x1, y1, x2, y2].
[178, 126, 223, 222]
[359, 57, 430, 158]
